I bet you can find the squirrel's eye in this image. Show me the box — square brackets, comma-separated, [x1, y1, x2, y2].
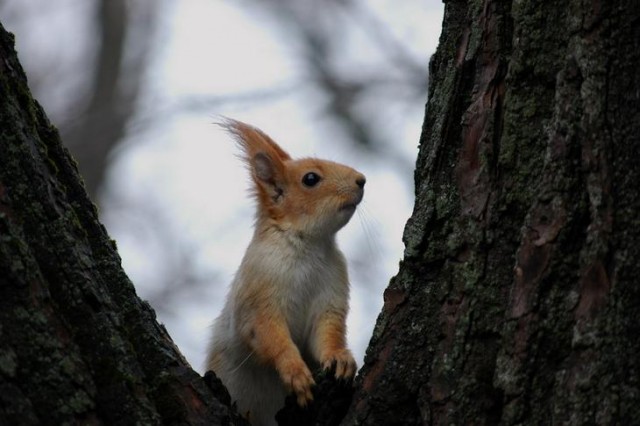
[302, 172, 321, 187]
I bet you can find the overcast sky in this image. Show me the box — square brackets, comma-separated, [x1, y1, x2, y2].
[3, 0, 444, 372]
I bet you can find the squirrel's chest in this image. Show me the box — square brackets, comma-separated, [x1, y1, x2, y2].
[283, 254, 333, 306]
[243, 238, 346, 342]
[278, 254, 339, 338]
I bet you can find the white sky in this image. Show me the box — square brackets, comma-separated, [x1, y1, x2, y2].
[3, 0, 444, 373]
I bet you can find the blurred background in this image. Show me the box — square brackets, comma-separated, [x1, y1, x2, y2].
[0, 0, 443, 372]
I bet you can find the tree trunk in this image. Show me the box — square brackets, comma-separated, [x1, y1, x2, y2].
[0, 23, 247, 425]
[343, 0, 640, 425]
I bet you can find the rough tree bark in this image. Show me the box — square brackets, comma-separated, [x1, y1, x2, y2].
[343, 0, 640, 425]
[0, 22, 247, 425]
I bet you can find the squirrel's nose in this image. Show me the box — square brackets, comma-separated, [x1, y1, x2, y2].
[356, 176, 366, 188]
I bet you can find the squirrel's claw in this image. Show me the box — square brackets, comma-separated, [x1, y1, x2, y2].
[291, 370, 314, 407]
[322, 349, 357, 380]
[279, 357, 315, 406]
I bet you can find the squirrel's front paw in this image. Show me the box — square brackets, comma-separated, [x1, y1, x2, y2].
[278, 357, 315, 406]
[321, 348, 357, 380]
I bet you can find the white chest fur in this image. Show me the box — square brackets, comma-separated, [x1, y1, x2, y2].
[241, 233, 349, 347]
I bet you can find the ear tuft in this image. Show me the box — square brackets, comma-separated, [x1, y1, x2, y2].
[217, 118, 291, 162]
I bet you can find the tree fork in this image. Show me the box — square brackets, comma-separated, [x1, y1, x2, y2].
[3, 0, 640, 424]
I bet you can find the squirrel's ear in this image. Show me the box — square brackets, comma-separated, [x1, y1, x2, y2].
[252, 152, 285, 202]
[219, 118, 289, 203]
[253, 152, 276, 182]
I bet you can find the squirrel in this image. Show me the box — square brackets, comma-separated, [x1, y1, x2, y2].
[205, 119, 365, 426]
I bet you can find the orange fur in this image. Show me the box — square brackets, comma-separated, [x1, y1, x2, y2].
[206, 119, 365, 426]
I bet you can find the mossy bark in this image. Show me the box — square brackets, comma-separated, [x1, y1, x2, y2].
[343, 0, 640, 425]
[0, 22, 248, 425]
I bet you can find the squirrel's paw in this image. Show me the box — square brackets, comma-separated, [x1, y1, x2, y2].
[279, 358, 315, 407]
[321, 348, 357, 380]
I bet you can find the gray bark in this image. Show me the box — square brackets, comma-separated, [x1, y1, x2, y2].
[0, 22, 246, 425]
[343, 0, 640, 424]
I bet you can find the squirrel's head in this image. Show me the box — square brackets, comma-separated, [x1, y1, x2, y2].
[221, 119, 365, 238]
